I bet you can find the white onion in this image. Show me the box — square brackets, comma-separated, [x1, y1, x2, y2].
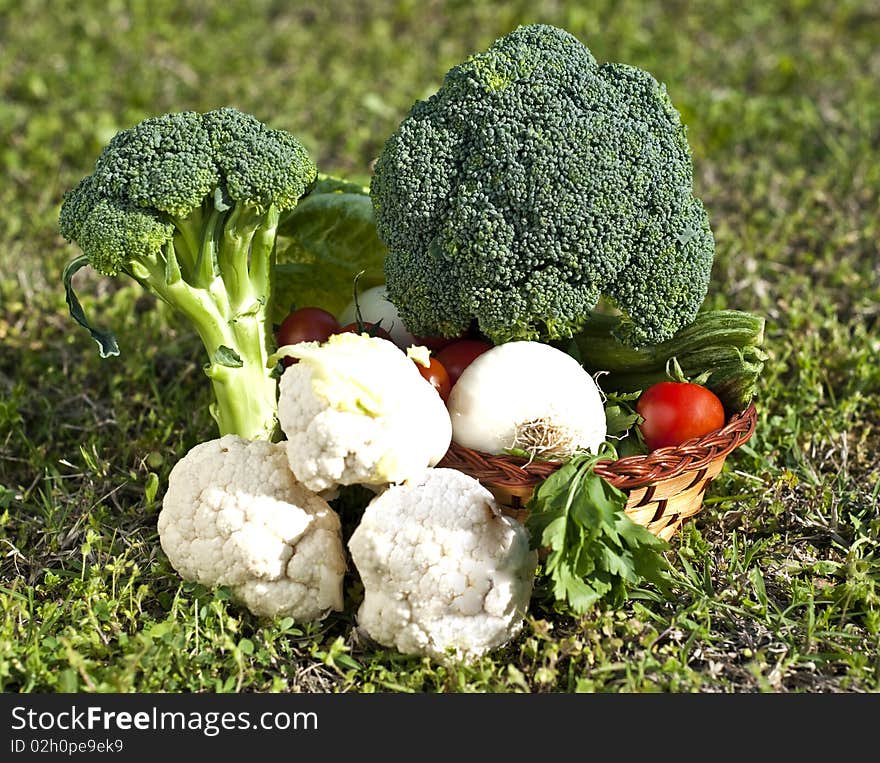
[446, 341, 607, 459]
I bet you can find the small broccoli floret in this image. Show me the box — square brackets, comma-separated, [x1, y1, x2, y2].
[59, 107, 318, 440]
[91, 111, 217, 218]
[75, 198, 174, 278]
[371, 24, 715, 347]
[203, 107, 315, 211]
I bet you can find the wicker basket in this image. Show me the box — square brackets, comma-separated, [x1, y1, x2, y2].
[437, 402, 758, 541]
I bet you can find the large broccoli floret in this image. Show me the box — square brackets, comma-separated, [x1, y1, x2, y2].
[59, 108, 317, 440]
[371, 24, 714, 347]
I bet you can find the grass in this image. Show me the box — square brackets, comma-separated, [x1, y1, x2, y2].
[1, 0, 879, 693]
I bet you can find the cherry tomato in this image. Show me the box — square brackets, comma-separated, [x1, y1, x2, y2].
[636, 381, 726, 451]
[339, 321, 394, 343]
[414, 356, 452, 402]
[276, 307, 342, 366]
[435, 339, 493, 388]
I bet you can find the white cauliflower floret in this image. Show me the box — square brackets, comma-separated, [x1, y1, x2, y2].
[157, 435, 346, 621]
[278, 332, 452, 493]
[348, 467, 538, 663]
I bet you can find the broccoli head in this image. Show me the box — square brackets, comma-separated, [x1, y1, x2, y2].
[59, 107, 317, 440]
[371, 24, 715, 347]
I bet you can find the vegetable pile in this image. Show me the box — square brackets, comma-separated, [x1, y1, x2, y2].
[58, 23, 767, 663]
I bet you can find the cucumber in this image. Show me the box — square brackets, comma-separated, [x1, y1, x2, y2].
[569, 309, 767, 413]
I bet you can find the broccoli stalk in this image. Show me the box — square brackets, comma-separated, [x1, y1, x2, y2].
[59, 108, 318, 441]
[133, 204, 281, 439]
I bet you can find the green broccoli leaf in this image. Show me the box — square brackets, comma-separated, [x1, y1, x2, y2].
[273, 175, 387, 321]
[525, 445, 671, 615]
[214, 346, 243, 368]
[63, 255, 120, 358]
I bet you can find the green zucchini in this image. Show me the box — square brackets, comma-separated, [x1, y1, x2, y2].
[569, 309, 767, 413]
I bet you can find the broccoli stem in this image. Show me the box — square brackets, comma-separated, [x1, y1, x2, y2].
[248, 206, 279, 300]
[132, 229, 280, 441]
[196, 206, 224, 288]
[206, 203, 280, 440]
[221, 204, 262, 309]
[202, 334, 278, 440]
[172, 208, 205, 282]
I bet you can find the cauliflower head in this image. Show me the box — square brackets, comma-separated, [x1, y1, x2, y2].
[348, 468, 538, 663]
[157, 435, 346, 621]
[278, 332, 452, 493]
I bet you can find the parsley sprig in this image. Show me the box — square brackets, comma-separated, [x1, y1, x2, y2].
[524, 444, 671, 614]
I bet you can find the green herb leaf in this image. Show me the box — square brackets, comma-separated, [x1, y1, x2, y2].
[557, 567, 603, 612]
[503, 447, 536, 460]
[603, 389, 643, 437]
[524, 445, 672, 615]
[604, 404, 641, 437]
[600, 544, 636, 581]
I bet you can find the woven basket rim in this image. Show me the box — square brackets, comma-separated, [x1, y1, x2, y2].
[438, 401, 758, 492]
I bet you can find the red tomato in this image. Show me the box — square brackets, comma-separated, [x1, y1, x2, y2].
[435, 340, 493, 388]
[339, 321, 394, 343]
[636, 381, 726, 451]
[276, 307, 342, 366]
[414, 356, 452, 402]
